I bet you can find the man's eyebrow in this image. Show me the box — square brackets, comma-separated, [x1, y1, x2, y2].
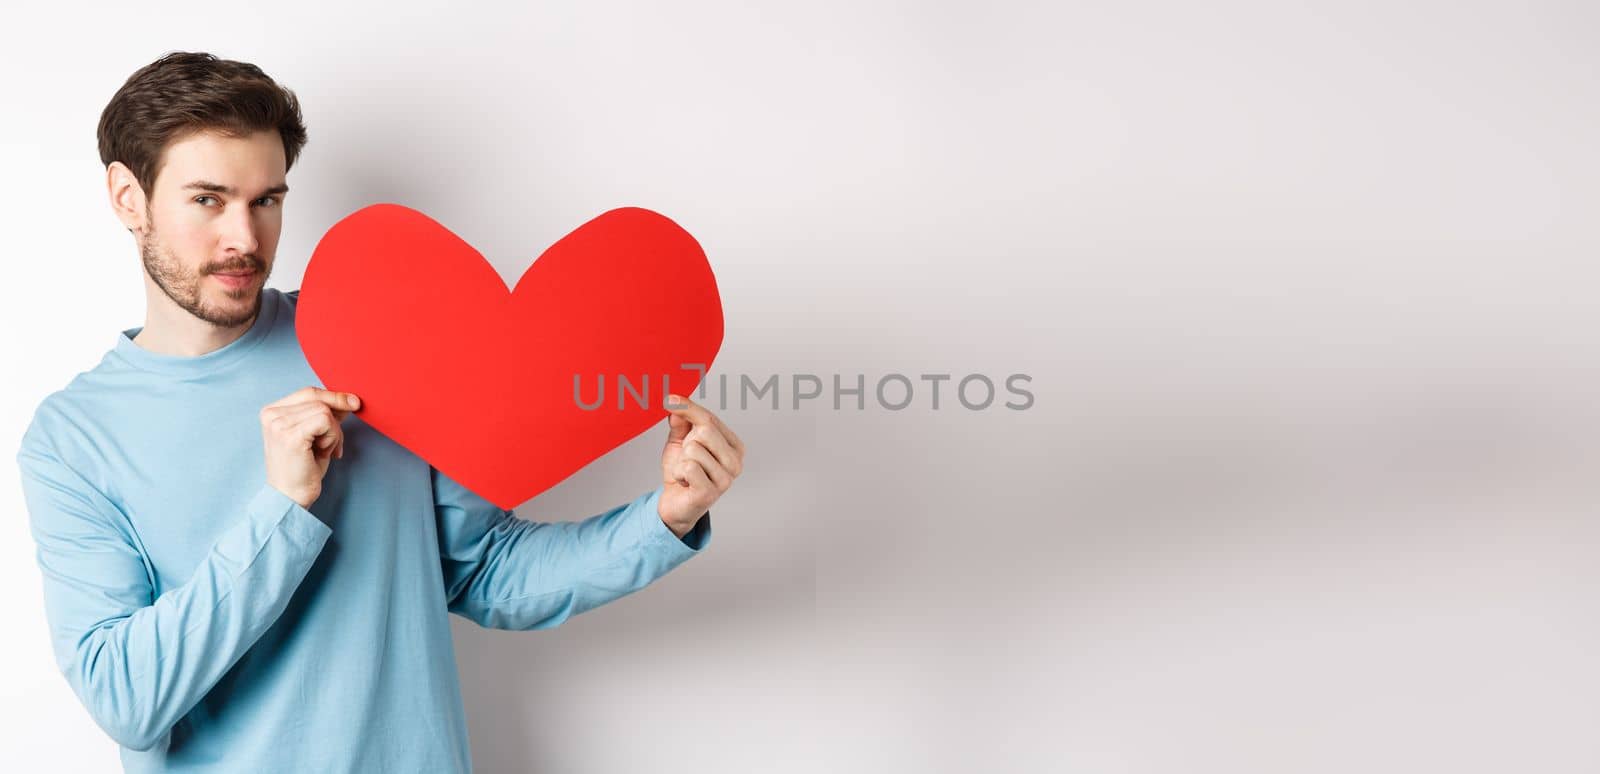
[181, 180, 290, 196]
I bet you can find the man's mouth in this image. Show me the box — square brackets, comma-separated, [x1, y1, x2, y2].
[213, 269, 258, 288]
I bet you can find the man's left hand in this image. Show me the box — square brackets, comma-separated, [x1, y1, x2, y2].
[659, 393, 744, 537]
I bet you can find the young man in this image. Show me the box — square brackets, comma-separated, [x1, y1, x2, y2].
[16, 51, 744, 773]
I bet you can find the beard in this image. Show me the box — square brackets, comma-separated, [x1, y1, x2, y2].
[140, 216, 267, 330]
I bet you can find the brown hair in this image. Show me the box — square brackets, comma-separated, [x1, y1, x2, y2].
[97, 51, 308, 198]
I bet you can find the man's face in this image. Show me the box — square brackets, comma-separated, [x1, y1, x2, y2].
[139, 128, 288, 328]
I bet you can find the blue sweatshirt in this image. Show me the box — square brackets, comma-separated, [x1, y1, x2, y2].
[15, 287, 711, 772]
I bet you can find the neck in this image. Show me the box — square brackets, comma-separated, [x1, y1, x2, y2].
[130, 272, 258, 357]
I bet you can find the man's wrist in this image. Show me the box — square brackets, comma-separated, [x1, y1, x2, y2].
[662, 510, 707, 541]
[663, 514, 694, 540]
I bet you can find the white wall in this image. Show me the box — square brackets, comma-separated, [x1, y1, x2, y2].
[2, 1, 1597, 771]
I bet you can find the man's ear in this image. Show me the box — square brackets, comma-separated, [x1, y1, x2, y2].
[107, 161, 148, 236]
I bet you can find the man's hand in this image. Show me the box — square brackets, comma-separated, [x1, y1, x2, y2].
[659, 393, 744, 537]
[261, 386, 362, 509]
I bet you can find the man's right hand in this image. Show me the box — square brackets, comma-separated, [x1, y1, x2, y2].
[261, 386, 362, 509]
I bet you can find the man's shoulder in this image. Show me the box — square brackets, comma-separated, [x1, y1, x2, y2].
[17, 347, 139, 467]
[261, 286, 300, 328]
[18, 384, 89, 467]
[16, 382, 127, 528]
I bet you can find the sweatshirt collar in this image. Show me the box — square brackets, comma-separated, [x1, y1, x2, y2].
[112, 288, 283, 378]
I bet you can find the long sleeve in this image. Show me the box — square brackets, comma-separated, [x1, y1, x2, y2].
[16, 438, 333, 752]
[433, 465, 711, 630]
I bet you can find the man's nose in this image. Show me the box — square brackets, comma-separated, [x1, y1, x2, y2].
[220, 204, 260, 256]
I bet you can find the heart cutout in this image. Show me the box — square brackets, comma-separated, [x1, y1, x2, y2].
[296, 203, 724, 509]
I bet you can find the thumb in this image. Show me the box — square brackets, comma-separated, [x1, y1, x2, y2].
[666, 411, 691, 444]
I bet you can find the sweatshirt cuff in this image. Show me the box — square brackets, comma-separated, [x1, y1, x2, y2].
[635, 485, 713, 558]
[248, 483, 333, 546]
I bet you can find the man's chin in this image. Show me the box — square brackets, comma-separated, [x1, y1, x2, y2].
[199, 286, 263, 328]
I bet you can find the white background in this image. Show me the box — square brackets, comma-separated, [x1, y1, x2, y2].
[2, 1, 1598, 771]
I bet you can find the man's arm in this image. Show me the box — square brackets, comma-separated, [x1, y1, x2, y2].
[16, 434, 331, 751]
[433, 465, 711, 631]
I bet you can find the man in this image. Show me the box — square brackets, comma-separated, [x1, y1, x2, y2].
[15, 51, 744, 773]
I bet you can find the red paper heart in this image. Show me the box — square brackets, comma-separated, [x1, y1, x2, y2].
[296, 204, 724, 509]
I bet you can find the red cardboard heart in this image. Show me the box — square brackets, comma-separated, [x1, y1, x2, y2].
[296, 203, 724, 509]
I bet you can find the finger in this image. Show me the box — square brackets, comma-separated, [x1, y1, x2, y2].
[680, 399, 742, 457]
[315, 415, 344, 450]
[289, 408, 341, 450]
[684, 426, 741, 478]
[318, 427, 343, 454]
[267, 385, 362, 414]
[682, 440, 732, 491]
[310, 411, 348, 457]
[665, 410, 691, 445]
[665, 393, 743, 458]
[280, 399, 355, 435]
[663, 393, 716, 429]
[700, 410, 744, 456]
[676, 454, 715, 494]
[312, 427, 340, 453]
[274, 396, 353, 426]
[275, 402, 338, 431]
[261, 402, 325, 436]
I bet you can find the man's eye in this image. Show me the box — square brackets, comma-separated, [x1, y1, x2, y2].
[254, 197, 280, 207]
[194, 195, 217, 206]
